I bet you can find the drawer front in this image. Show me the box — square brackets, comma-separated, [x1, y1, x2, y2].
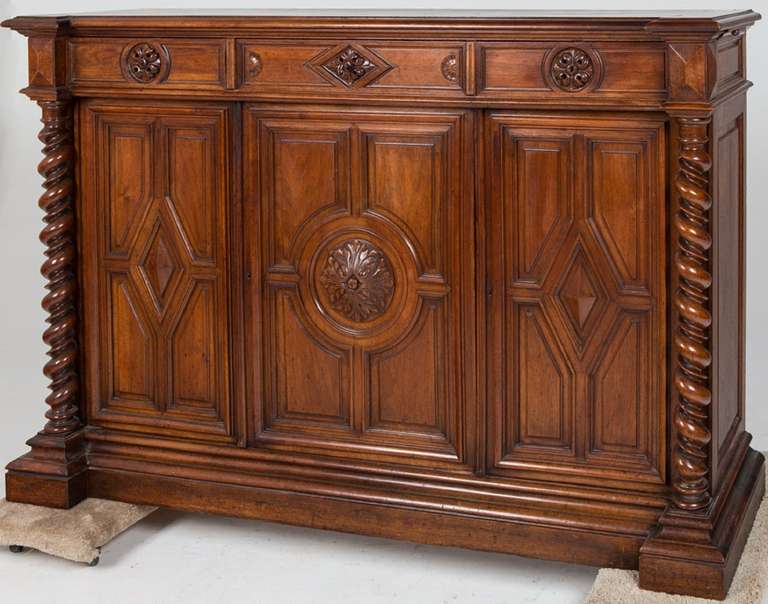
[239, 40, 465, 96]
[69, 38, 232, 89]
[477, 42, 666, 104]
[67, 37, 668, 107]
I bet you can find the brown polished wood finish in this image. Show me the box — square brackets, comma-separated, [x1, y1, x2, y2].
[2, 10, 763, 599]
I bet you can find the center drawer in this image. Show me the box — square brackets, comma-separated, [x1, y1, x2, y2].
[237, 40, 466, 96]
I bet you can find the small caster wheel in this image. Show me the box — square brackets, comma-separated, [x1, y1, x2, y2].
[88, 556, 100, 567]
[9, 545, 25, 554]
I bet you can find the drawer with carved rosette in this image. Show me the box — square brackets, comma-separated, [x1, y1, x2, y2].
[476, 42, 667, 105]
[68, 38, 234, 90]
[237, 40, 466, 96]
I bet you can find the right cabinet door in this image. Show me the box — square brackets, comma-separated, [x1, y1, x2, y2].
[486, 113, 666, 488]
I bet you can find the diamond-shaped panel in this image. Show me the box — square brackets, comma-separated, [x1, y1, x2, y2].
[554, 245, 608, 349]
[313, 45, 392, 88]
[139, 220, 183, 316]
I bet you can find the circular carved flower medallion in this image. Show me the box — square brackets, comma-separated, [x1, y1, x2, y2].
[549, 48, 595, 92]
[123, 42, 167, 83]
[319, 239, 394, 323]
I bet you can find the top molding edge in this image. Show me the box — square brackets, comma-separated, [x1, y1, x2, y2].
[1, 10, 761, 38]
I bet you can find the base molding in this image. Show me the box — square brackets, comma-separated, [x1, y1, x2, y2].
[87, 466, 645, 569]
[5, 437, 764, 599]
[639, 447, 766, 600]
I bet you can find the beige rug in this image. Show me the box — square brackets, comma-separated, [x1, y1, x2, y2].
[0, 497, 157, 565]
[585, 457, 768, 604]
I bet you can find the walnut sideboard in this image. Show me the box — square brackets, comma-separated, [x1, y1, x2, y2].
[2, 10, 765, 599]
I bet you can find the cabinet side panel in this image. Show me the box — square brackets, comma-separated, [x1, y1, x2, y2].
[712, 93, 747, 488]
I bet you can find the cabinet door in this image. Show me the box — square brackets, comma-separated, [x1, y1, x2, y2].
[244, 105, 475, 470]
[486, 113, 666, 486]
[81, 102, 234, 443]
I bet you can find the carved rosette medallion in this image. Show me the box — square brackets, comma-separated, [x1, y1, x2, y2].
[323, 47, 377, 86]
[441, 55, 459, 82]
[549, 48, 595, 92]
[123, 42, 168, 83]
[319, 239, 394, 322]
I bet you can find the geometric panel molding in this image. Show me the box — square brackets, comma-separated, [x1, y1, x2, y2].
[553, 242, 609, 352]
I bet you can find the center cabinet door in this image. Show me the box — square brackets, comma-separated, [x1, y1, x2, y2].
[243, 105, 476, 470]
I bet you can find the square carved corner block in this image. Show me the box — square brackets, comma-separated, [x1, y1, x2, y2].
[1, 9, 764, 601]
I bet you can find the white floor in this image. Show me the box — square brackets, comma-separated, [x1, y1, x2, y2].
[0, 508, 598, 604]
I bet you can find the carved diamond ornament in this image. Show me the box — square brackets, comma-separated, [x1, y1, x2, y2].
[313, 45, 392, 88]
[554, 246, 607, 347]
[139, 222, 182, 314]
[319, 239, 394, 322]
[324, 47, 376, 85]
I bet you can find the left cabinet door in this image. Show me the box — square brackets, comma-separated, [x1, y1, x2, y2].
[80, 101, 236, 443]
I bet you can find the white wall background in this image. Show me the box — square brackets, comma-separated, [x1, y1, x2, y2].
[0, 0, 766, 498]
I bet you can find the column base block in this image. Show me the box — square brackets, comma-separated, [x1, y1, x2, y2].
[5, 430, 88, 509]
[639, 447, 765, 600]
[5, 469, 87, 509]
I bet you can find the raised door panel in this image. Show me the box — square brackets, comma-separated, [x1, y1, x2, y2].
[166, 124, 217, 263]
[505, 301, 575, 455]
[505, 136, 573, 287]
[588, 139, 651, 293]
[245, 106, 471, 468]
[104, 121, 153, 257]
[366, 301, 449, 440]
[168, 280, 221, 417]
[363, 131, 444, 275]
[108, 273, 155, 409]
[83, 101, 233, 443]
[487, 114, 665, 486]
[588, 313, 652, 466]
[269, 288, 352, 429]
[258, 121, 351, 269]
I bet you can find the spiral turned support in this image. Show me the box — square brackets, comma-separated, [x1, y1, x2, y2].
[672, 116, 713, 511]
[36, 101, 80, 437]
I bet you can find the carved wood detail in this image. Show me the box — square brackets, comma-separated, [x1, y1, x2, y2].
[38, 100, 81, 436]
[319, 238, 395, 323]
[2, 11, 764, 600]
[247, 51, 262, 78]
[322, 46, 378, 86]
[549, 48, 595, 91]
[441, 54, 458, 82]
[122, 42, 169, 83]
[672, 116, 714, 511]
